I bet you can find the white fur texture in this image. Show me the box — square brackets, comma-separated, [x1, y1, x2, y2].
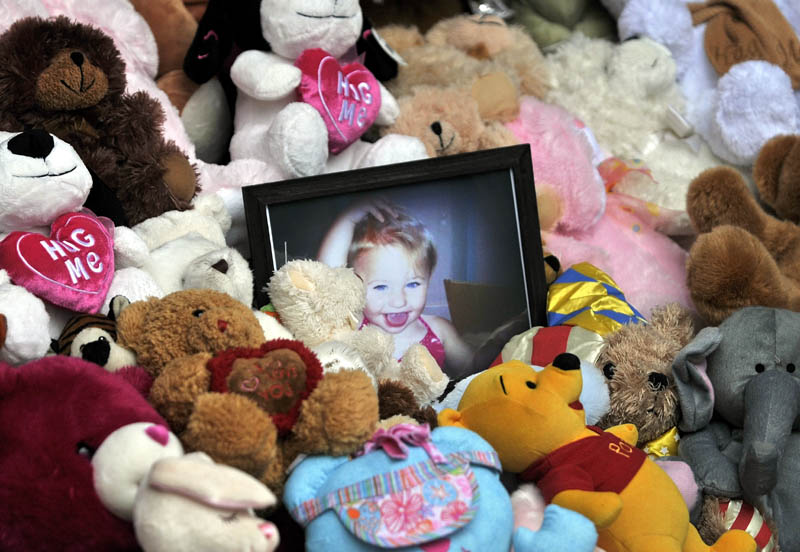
[229, 0, 427, 179]
[133, 452, 279, 552]
[615, 0, 800, 166]
[0, 270, 51, 365]
[546, 34, 725, 233]
[93, 422, 184, 521]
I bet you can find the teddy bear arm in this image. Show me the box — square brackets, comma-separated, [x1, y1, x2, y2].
[102, 92, 170, 151]
[290, 369, 378, 457]
[149, 352, 213, 432]
[551, 489, 623, 529]
[605, 424, 639, 447]
[230, 50, 301, 101]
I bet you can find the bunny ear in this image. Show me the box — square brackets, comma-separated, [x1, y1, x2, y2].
[148, 453, 276, 510]
[672, 327, 722, 432]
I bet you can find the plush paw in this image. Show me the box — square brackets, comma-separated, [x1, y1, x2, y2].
[399, 344, 449, 405]
[710, 61, 799, 166]
[687, 226, 789, 325]
[359, 134, 429, 169]
[161, 151, 198, 204]
[0, 273, 51, 365]
[266, 102, 329, 177]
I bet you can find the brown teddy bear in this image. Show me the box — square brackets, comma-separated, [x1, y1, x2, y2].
[686, 134, 800, 325]
[595, 302, 695, 450]
[381, 83, 519, 158]
[116, 289, 379, 494]
[0, 16, 199, 227]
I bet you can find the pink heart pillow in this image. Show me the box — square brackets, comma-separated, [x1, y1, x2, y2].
[0, 212, 115, 313]
[296, 48, 382, 154]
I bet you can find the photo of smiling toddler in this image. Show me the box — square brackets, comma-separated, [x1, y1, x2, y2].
[318, 199, 474, 378]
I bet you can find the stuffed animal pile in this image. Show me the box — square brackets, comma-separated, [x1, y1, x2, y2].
[4, 0, 800, 549]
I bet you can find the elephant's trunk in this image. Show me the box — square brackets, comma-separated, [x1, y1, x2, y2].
[740, 370, 800, 500]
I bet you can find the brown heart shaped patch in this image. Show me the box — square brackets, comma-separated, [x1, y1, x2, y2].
[208, 339, 323, 435]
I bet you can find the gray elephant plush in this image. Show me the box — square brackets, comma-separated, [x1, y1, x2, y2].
[673, 307, 800, 551]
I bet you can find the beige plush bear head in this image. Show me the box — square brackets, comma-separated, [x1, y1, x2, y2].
[266, 259, 365, 347]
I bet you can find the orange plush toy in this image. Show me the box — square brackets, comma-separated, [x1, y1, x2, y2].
[438, 355, 756, 552]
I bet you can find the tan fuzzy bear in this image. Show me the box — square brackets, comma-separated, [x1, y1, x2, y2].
[380, 84, 519, 158]
[379, 14, 551, 102]
[267, 260, 448, 405]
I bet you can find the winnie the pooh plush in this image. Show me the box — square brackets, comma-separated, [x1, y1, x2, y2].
[438, 354, 756, 552]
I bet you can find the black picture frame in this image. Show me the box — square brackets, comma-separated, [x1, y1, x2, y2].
[243, 144, 547, 339]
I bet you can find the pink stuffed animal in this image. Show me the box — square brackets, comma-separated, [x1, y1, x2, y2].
[506, 96, 692, 318]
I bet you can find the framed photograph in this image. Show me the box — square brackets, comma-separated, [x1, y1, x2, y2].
[243, 144, 547, 377]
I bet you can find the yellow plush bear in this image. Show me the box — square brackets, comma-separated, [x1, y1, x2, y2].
[438, 355, 755, 552]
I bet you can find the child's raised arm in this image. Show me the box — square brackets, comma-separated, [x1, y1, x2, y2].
[427, 316, 475, 380]
[317, 199, 398, 267]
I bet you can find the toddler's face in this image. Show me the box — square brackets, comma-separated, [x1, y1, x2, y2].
[353, 244, 429, 334]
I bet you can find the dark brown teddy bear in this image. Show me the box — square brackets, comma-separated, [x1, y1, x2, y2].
[0, 16, 198, 226]
[116, 289, 378, 494]
[686, 134, 800, 325]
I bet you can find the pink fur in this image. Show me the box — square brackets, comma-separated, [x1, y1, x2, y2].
[506, 97, 692, 318]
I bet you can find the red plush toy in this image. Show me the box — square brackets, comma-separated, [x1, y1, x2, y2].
[0, 356, 165, 551]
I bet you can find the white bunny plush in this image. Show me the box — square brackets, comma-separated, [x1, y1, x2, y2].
[133, 452, 280, 552]
[228, 0, 428, 178]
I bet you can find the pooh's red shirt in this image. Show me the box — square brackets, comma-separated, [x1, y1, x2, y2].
[520, 426, 647, 502]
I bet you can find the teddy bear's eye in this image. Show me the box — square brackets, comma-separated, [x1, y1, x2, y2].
[788, 363, 796, 373]
[526, 381, 536, 389]
[603, 363, 616, 379]
[76, 441, 95, 459]
[192, 309, 206, 318]
[97, 335, 107, 342]
[755, 363, 765, 373]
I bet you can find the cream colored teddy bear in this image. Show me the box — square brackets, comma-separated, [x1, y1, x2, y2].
[267, 259, 448, 405]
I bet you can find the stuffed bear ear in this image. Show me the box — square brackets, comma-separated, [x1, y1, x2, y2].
[672, 326, 722, 432]
[648, 302, 695, 348]
[357, 16, 401, 82]
[753, 134, 800, 221]
[183, 0, 233, 84]
[115, 297, 156, 350]
[108, 295, 131, 322]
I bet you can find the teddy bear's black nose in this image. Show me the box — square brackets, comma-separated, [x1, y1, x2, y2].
[8, 129, 54, 159]
[430, 121, 443, 135]
[70, 51, 84, 66]
[552, 353, 580, 371]
[648, 372, 669, 391]
[81, 338, 110, 366]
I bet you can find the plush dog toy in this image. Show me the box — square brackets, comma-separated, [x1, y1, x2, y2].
[0, 16, 199, 227]
[686, 134, 800, 325]
[224, 0, 427, 179]
[438, 354, 756, 552]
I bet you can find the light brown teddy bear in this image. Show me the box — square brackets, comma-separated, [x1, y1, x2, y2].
[116, 289, 379, 493]
[686, 135, 800, 325]
[379, 14, 551, 103]
[595, 303, 695, 449]
[380, 84, 519, 158]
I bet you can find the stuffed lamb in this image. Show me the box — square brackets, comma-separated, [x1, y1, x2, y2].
[0, 129, 161, 365]
[228, 0, 428, 178]
[606, 0, 800, 167]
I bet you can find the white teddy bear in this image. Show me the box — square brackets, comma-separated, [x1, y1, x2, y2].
[228, 0, 428, 178]
[605, 0, 800, 167]
[0, 129, 162, 365]
[545, 34, 726, 235]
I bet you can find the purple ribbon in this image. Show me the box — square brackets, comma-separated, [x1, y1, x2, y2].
[358, 423, 446, 463]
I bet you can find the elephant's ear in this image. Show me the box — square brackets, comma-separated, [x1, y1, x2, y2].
[673, 327, 722, 432]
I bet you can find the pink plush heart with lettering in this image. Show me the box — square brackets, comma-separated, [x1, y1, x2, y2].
[0, 212, 114, 313]
[296, 48, 382, 154]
